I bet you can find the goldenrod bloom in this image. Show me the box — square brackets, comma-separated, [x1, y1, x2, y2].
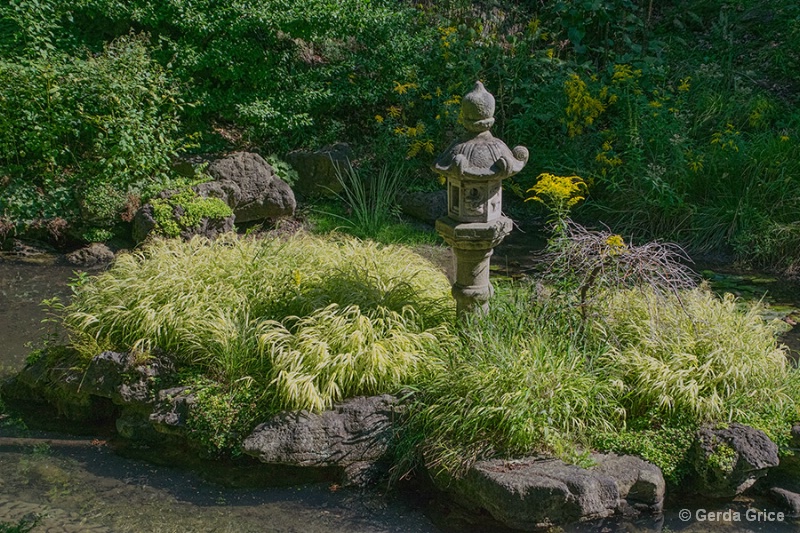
[605, 234, 627, 255]
[525, 173, 587, 222]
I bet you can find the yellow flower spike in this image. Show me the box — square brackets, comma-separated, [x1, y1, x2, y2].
[387, 106, 401, 118]
[375, 115, 384, 123]
[678, 77, 691, 92]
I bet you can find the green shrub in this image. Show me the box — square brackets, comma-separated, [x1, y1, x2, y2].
[264, 155, 299, 187]
[63, 0, 434, 151]
[61, 233, 453, 411]
[0, 32, 190, 241]
[183, 376, 265, 457]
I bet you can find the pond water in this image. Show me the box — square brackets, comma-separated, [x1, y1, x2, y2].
[1, 257, 799, 533]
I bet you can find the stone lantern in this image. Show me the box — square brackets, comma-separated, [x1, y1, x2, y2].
[434, 81, 529, 315]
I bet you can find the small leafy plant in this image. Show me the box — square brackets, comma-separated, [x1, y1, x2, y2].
[525, 173, 587, 230]
[149, 190, 233, 238]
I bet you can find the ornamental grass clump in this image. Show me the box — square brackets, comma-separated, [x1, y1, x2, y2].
[395, 284, 623, 478]
[592, 287, 800, 431]
[62, 233, 453, 411]
[259, 304, 441, 412]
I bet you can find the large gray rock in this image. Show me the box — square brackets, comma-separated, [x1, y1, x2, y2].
[80, 351, 172, 406]
[693, 423, 779, 498]
[769, 487, 800, 517]
[285, 143, 351, 197]
[592, 453, 665, 514]
[203, 151, 296, 222]
[791, 424, 800, 449]
[149, 386, 197, 437]
[444, 457, 616, 530]
[65, 243, 115, 268]
[439, 454, 665, 531]
[242, 394, 399, 485]
[398, 190, 448, 224]
[2, 351, 114, 421]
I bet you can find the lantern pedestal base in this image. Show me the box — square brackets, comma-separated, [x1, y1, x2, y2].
[435, 216, 512, 316]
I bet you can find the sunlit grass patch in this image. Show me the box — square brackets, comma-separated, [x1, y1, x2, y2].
[396, 279, 800, 482]
[61, 233, 454, 413]
[593, 287, 797, 426]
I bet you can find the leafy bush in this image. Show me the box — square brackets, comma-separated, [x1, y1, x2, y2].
[61, 233, 453, 411]
[183, 376, 265, 457]
[64, 0, 434, 151]
[0, 32, 190, 241]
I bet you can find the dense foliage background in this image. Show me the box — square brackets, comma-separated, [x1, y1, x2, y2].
[1, 0, 798, 270]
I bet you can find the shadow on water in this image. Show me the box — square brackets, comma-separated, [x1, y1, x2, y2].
[2, 255, 800, 532]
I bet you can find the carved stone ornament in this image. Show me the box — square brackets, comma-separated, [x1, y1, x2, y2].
[433, 81, 528, 314]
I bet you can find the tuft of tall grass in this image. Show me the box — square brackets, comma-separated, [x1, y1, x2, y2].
[592, 287, 799, 427]
[330, 162, 405, 239]
[395, 283, 624, 479]
[62, 233, 454, 410]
